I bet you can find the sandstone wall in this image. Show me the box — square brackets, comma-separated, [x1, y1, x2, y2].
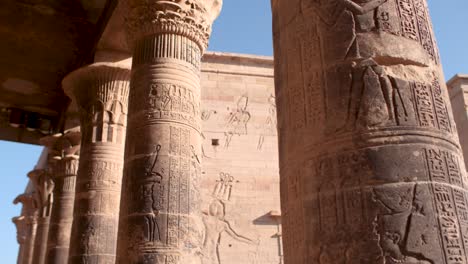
[448, 74, 468, 170]
[199, 52, 281, 264]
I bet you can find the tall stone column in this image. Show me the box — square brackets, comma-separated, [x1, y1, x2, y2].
[41, 132, 81, 263]
[13, 193, 39, 264]
[272, 0, 468, 263]
[117, 1, 222, 263]
[63, 63, 130, 264]
[28, 169, 54, 264]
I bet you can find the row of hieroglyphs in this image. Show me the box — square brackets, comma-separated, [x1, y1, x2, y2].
[202, 94, 277, 150]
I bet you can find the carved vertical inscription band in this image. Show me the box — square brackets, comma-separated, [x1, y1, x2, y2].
[119, 0, 221, 263]
[63, 63, 130, 264]
[272, 0, 468, 263]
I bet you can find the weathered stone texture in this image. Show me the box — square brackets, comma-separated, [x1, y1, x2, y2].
[28, 169, 54, 264]
[116, 1, 221, 263]
[448, 75, 468, 170]
[41, 132, 81, 264]
[13, 185, 39, 264]
[63, 63, 130, 264]
[272, 0, 468, 263]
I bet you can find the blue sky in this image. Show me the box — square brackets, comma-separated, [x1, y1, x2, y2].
[1, 1, 467, 262]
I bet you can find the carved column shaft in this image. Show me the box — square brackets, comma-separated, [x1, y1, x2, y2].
[13, 203, 38, 264]
[24, 217, 38, 264]
[28, 169, 54, 264]
[13, 216, 27, 264]
[272, 0, 468, 263]
[42, 132, 81, 263]
[118, 1, 222, 262]
[63, 64, 130, 264]
[14, 188, 40, 264]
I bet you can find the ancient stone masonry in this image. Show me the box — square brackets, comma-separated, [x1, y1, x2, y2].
[41, 132, 81, 264]
[28, 169, 54, 264]
[13, 190, 39, 264]
[272, 0, 467, 263]
[63, 63, 130, 264]
[118, 0, 222, 263]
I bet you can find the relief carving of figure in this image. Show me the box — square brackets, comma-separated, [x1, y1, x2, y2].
[201, 200, 255, 264]
[201, 173, 257, 264]
[372, 185, 433, 264]
[327, 59, 413, 132]
[301, 0, 388, 60]
[224, 95, 251, 148]
[257, 94, 277, 150]
[141, 144, 164, 244]
[149, 83, 172, 111]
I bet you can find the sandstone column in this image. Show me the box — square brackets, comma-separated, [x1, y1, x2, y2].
[63, 63, 130, 264]
[272, 0, 468, 263]
[28, 169, 54, 264]
[13, 192, 39, 264]
[41, 132, 81, 263]
[117, 1, 222, 262]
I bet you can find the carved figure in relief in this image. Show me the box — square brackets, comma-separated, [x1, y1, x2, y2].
[148, 83, 198, 117]
[201, 200, 255, 264]
[328, 59, 412, 131]
[141, 144, 164, 243]
[224, 95, 251, 148]
[372, 185, 433, 264]
[302, 0, 387, 60]
[202, 174, 256, 264]
[257, 94, 277, 150]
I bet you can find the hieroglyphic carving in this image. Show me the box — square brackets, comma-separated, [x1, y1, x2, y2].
[202, 174, 255, 264]
[224, 95, 251, 148]
[393, 0, 438, 62]
[120, 1, 221, 262]
[273, 0, 464, 262]
[412, 78, 452, 133]
[146, 83, 201, 130]
[63, 63, 129, 263]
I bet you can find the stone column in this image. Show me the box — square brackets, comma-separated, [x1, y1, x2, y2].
[117, 1, 222, 263]
[41, 132, 81, 263]
[13, 193, 39, 264]
[272, 0, 468, 263]
[63, 63, 130, 264]
[28, 169, 54, 264]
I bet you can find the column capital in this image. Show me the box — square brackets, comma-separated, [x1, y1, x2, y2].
[123, 0, 223, 51]
[62, 62, 131, 145]
[27, 169, 54, 217]
[12, 216, 27, 244]
[62, 62, 131, 110]
[40, 131, 81, 161]
[40, 132, 81, 179]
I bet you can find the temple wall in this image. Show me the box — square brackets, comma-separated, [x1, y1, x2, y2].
[448, 74, 468, 170]
[199, 52, 281, 264]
